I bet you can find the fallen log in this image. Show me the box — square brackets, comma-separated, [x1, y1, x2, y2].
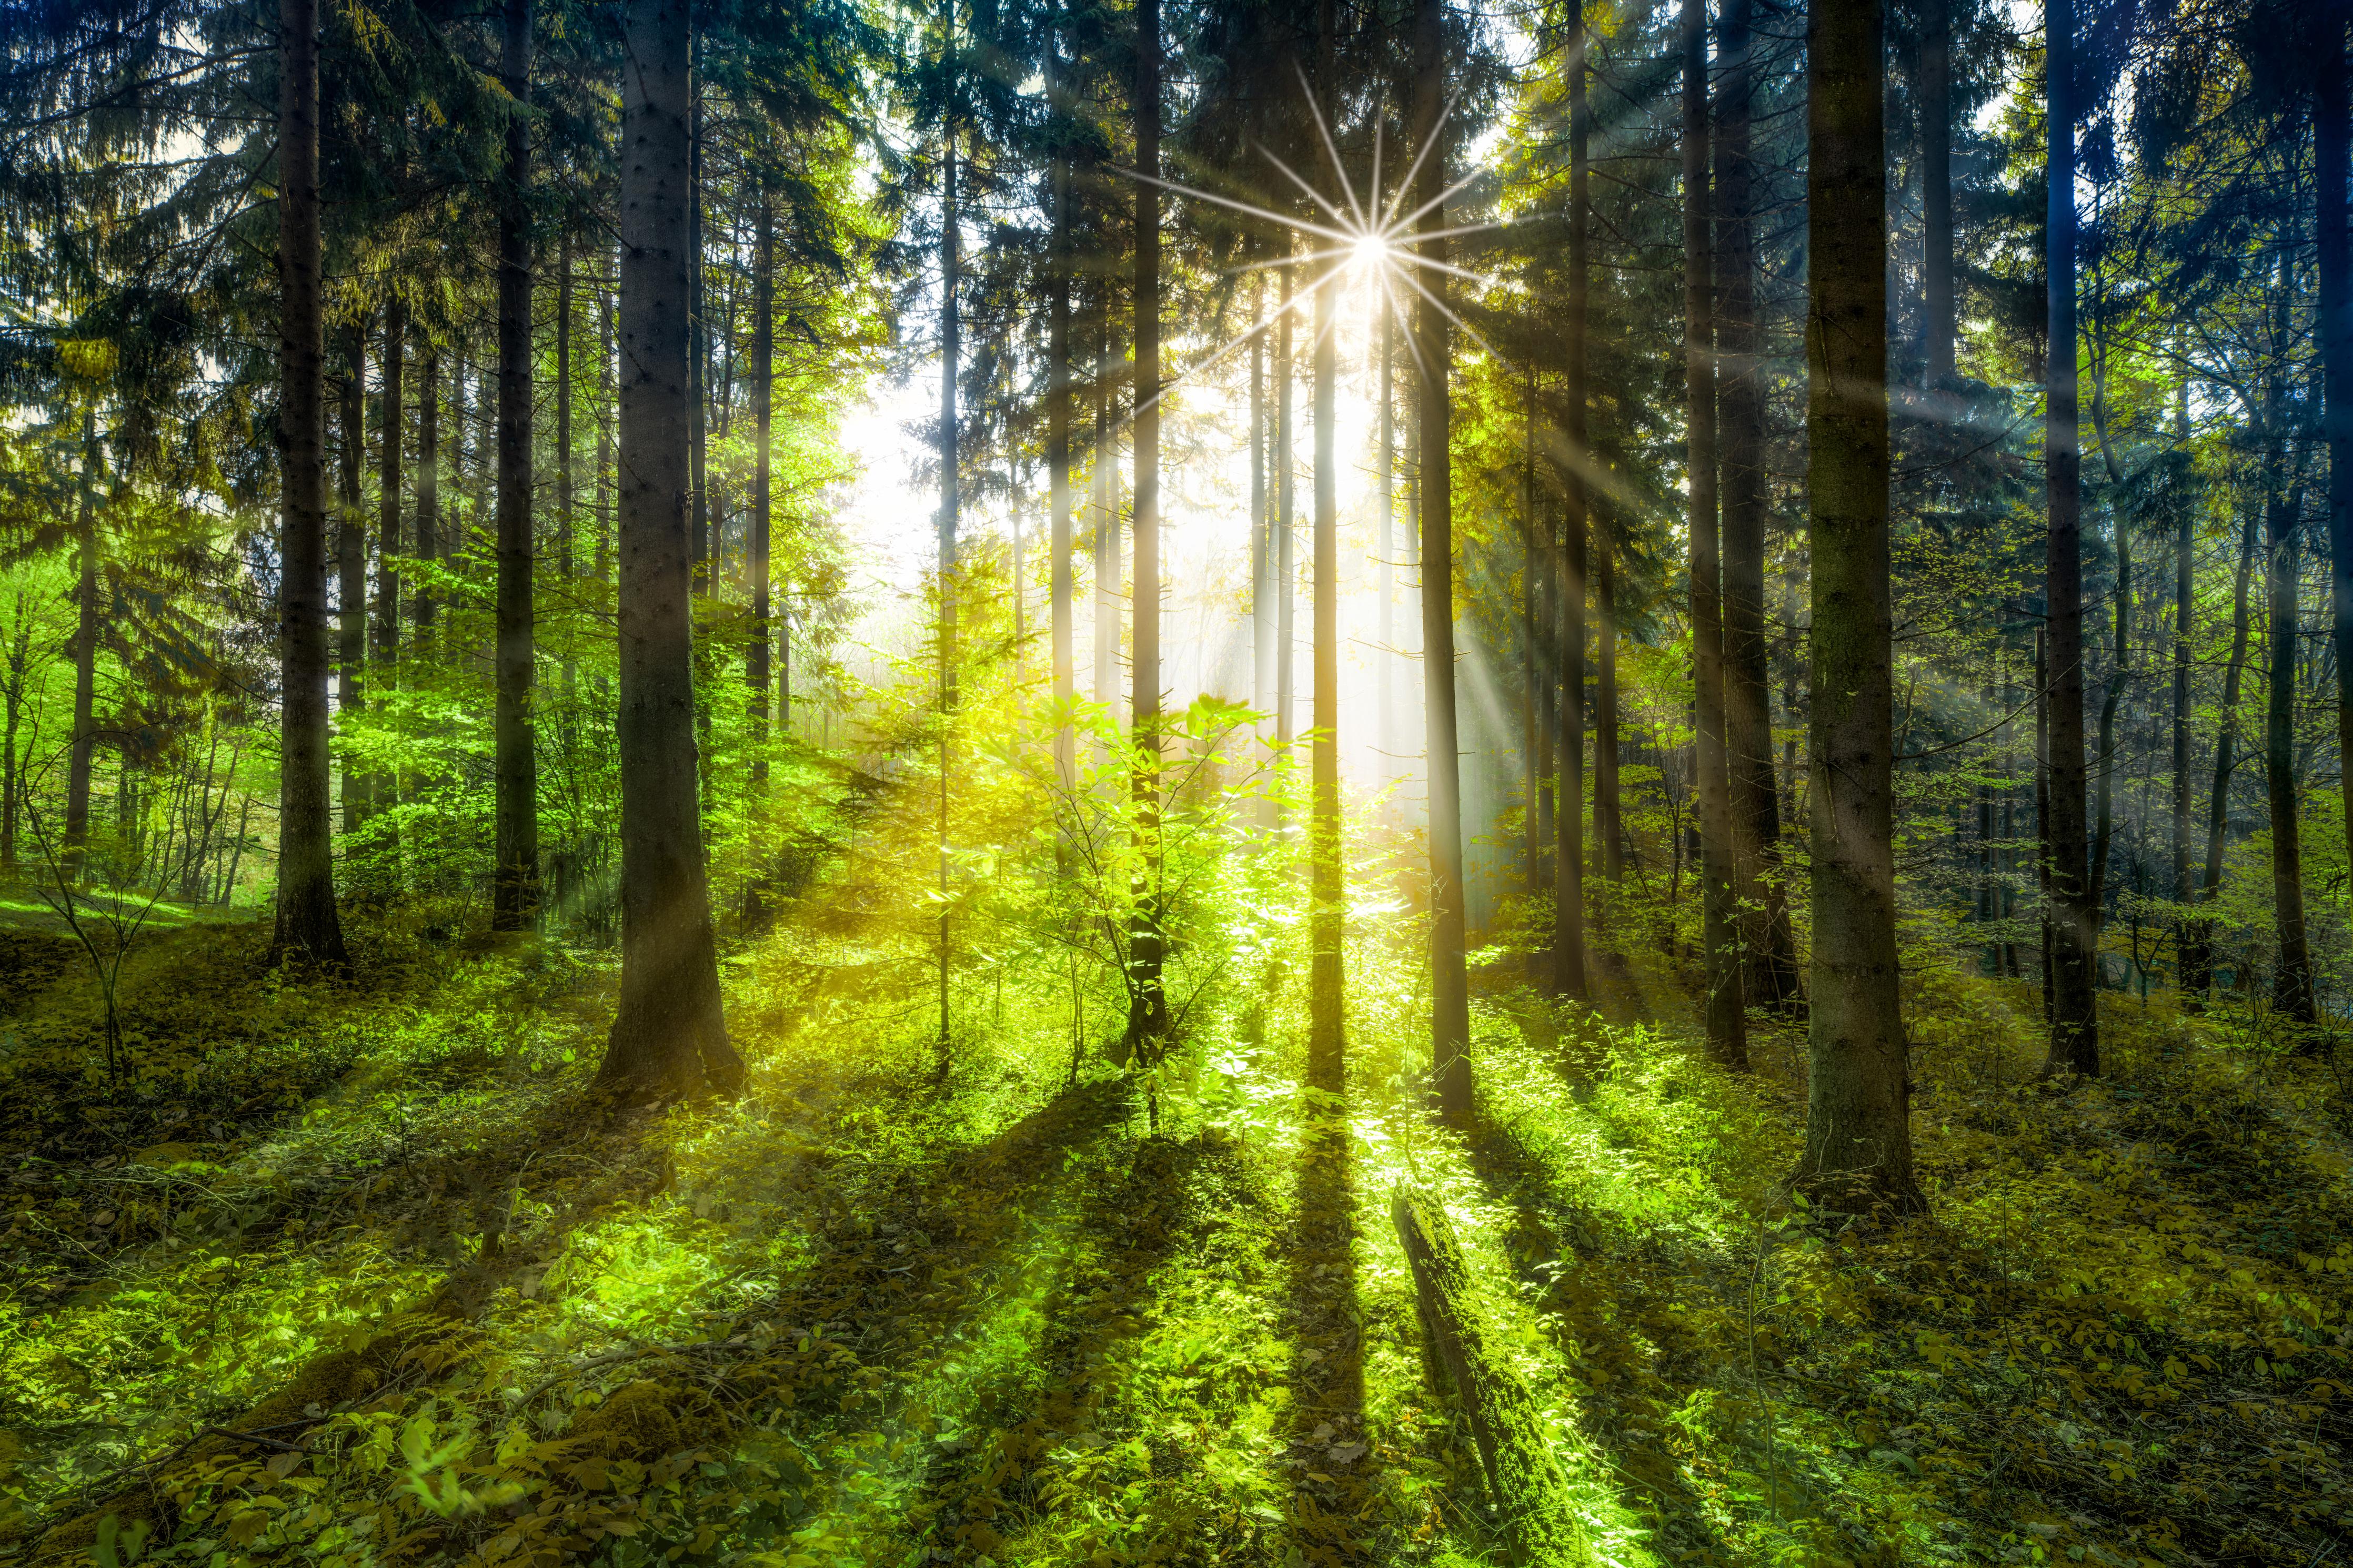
[1391, 1184, 1586, 1565]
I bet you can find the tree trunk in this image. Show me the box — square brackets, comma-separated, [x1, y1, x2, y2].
[339, 326, 366, 832]
[750, 195, 774, 791]
[1306, 0, 1342, 1092]
[2265, 446, 2316, 1024]
[1130, 0, 1170, 1056]
[2088, 499, 2126, 920]
[65, 420, 98, 875]
[1379, 302, 1395, 775]
[1594, 491, 1619, 884]
[2042, 0, 2099, 1076]
[938, 23, 960, 1058]
[269, 0, 347, 968]
[1553, 1, 1589, 1000]
[556, 235, 574, 588]
[493, 0, 539, 931]
[2318, 15, 2353, 913]
[1050, 64, 1074, 788]
[1920, 0, 1955, 388]
[2036, 627, 2055, 1021]
[1390, 1188, 1584, 1562]
[1276, 261, 1296, 758]
[1715, 0, 1797, 1011]
[598, 291, 614, 583]
[1796, 0, 1919, 1212]
[1093, 299, 1119, 714]
[1252, 273, 1270, 721]
[2171, 389, 2196, 997]
[1414, 0, 1471, 1126]
[376, 294, 403, 690]
[415, 349, 438, 637]
[1684, 0, 1741, 1057]
[595, 0, 740, 1098]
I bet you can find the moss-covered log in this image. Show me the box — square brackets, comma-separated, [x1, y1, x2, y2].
[1391, 1184, 1585, 1565]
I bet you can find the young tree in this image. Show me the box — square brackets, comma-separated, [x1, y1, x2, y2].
[270, 0, 348, 969]
[1796, 0, 1921, 1212]
[1128, 0, 1169, 1051]
[595, 0, 742, 1099]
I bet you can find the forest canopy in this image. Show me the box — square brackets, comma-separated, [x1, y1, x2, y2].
[0, 0, 2348, 1564]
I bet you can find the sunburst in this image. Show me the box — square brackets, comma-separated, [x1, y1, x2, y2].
[1120, 70, 1507, 414]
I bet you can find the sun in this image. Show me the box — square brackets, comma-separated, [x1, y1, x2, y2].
[1350, 231, 1391, 272]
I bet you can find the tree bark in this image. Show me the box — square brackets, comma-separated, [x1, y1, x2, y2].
[1797, 0, 1919, 1211]
[750, 194, 774, 787]
[1684, 0, 1740, 1057]
[2042, 0, 2100, 1076]
[1130, 0, 1169, 1053]
[1414, 0, 1471, 1126]
[2317, 14, 2353, 916]
[1049, 45, 1074, 788]
[1307, 0, 1343, 1092]
[2171, 387, 2195, 997]
[339, 326, 366, 832]
[493, 0, 539, 931]
[1715, 0, 1797, 1011]
[1252, 274, 1270, 721]
[1276, 261, 1296, 758]
[595, 0, 740, 1099]
[2265, 442, 2316, 1024]
[1594, 493, 1619, 885]
[1554, 0, 1588, 1000]
[269, 0, 348, 968]
[1921, 0, 1955, 387]
[65, 420, 97, 874]
[415, 349, 438, 638]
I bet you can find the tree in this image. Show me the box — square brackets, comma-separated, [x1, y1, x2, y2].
[1796, 0, 1922, 1213]
[595, 0, 742, 1100]
[269, 0, 348, 970]
[492, 0, 539, 930]
[2043, 0, 2100, 1076]
[1554, 0, 1588, 1003]
[1415, 0, 1471, 1128]
[1128, 0, 1169, 1054]
[1306, 0, 1345, 1094]
[1684, 0, 1743, 1064]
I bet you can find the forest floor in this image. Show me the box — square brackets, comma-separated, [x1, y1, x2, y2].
[0, 765, 2349, 1568]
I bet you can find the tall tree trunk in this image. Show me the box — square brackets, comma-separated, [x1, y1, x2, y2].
[597, 291, 614, 583]
[2089, 462, 2127, 921]
[595, 0, 740, 1098]
[750, 195, 774, 787]
[1252, 272, 1270, 720]
[1131, 0, 1169, 1055]
[376, 296, 404, 686]
[1920, 0, 1955, 387]
[1050, 62, 1074, 788]
[938, 21, 960, 1057]
[2036, 626, 2055, 1020]
[65, 419, 97, 874]
[270, 0, 348, 968]
[1276, 261, 1296, 757]
[1522, 379, 1542, 894]
[1797, 0, 1919, 1211]
[556, 236, 574, 589]
[339, 327, 366, 832]
[1378, 302, 1395, 774]
[1092, 300, 1119, 714]
[688, 44, 709, 600]
[493, 0, 538, 930]
[415, 349, 438, 638]
[2171, 387, 2197, 997]
[1715, 0, 1797, 1010]
[1306, 0, 1342, 1091]
[1415, 0, 1471, 1126]
[1554, 0, 1588, 1000]
[1684, 0, 1740, 1056]
[2043, 0, 2100, 1075]
[1594, 502, 1618, 884]
[3, 594, 26, 874]
[2265, 439, 2316, 1025]
[2318, 14, 2353, 911]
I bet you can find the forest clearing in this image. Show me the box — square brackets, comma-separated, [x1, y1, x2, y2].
[2, 0, 2351, 1564]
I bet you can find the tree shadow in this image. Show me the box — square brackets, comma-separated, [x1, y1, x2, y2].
[1458, 1110, 1742, 1566]
[1283, 1091, 1373, 1564]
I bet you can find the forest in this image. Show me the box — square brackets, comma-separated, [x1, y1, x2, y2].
[0, 0, 2347, 1563]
